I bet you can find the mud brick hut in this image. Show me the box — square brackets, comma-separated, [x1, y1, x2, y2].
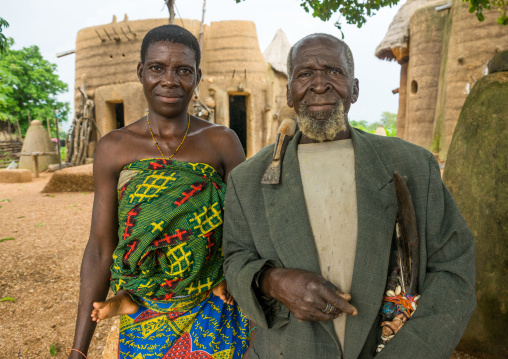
[376, 0, 508, 160]
[73, 16, 290, 158]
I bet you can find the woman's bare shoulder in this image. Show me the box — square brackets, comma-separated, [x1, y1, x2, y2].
[94, 122, 146, 176]
[192, 118, 237, 141]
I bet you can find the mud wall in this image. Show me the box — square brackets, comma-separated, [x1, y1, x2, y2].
[396, 61, 408, 139]
[199, 21, 269, 157]
[404, 5, 447, 148]
[398, 0, 508, 159]
[437, 0, 508, 159]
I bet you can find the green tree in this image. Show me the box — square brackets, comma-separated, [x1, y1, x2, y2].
[0, 17, 8, 54]
[350, 119, 377, 133]
[379, 111, 397, 136]
[0, 39, 69, 137]
[234, 0, 507, 33]
[379, 111, 397, 127]
[350, 111, 397, 137]
[466, 0, 508, 24]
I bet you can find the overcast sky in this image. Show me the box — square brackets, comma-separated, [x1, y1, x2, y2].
[2, 0, 403, 131]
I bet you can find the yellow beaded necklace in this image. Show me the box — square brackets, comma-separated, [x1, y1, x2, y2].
[146, 112, 190, 160]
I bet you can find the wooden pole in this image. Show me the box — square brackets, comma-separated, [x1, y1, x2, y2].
[46, 117, 51, 137]
[15, 119, 22, 140]
[54, 109, 62, 169]
[32, 154, 39, 178]
[165, 0, 176, 24]
[199, 0, 206, 51]
[7, 120, 12, 140]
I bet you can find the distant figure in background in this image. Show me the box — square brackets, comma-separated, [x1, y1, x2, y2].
[68, 25, 249, 359]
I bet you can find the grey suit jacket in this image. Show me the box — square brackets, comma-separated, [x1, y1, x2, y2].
[223, 128, 476, 359]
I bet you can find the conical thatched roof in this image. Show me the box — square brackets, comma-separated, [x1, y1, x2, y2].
[264, 29, 291, 76]
[375, 0, 446, 61]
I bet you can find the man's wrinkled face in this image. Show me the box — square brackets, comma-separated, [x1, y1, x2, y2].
[287, 36, 359, 141]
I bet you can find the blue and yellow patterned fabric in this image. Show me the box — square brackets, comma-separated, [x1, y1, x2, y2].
[111, 159, 249, 358]
[119, 294, 249, 359]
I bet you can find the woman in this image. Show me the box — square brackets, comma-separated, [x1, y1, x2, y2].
[68, 25, 248, 359]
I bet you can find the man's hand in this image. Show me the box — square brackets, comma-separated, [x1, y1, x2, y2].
[260, 268, 358, 321]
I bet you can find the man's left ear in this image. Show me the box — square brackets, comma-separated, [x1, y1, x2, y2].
[351, 78, 359, 104]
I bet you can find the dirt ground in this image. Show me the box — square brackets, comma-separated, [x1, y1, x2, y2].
[0, 172, 481, 359]
[0, 173, 110, 358]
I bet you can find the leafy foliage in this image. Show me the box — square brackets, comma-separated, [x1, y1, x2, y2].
[350, 111, 397, 137]
[299, 0, 400, 32]
[0, 17, 8, 54]
[235, 0, 507, 33]
[0, 39, 69, 137]
[234, 0, 400, 35]
[465, 0, 508, 24]
[464, 0, 508, 25]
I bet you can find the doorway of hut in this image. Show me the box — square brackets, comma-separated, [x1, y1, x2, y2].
[115, 103, 125, 129]
[229, 95, 247, 154]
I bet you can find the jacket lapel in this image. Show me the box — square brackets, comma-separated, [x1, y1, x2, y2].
[262, 129, 397, 357]
[262, 131, 340, 350]
[344, 129, 398, 359]
[262, 131, 321, 274]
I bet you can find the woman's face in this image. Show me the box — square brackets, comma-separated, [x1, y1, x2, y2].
[137, 41, 201, 118]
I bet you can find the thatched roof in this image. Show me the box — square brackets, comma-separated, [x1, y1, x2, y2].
[375, 0, 446, 61]
[264, 29, 291, 76]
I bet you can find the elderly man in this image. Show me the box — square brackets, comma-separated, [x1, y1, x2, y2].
[222, 33, 476, 358]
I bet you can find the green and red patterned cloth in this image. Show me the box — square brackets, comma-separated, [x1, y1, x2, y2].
[110, 159, 249, 358]
[112, 158, 227, 309]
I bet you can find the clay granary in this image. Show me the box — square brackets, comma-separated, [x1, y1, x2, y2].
[376, 0, 508, 160]
[74, 16, 291, 158]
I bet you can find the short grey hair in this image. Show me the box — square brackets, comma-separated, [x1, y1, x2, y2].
[286, 33, 355, 83]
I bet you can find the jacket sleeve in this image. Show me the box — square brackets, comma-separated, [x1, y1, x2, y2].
[377, 154, 476, 358]
[222, 172, 288, 329]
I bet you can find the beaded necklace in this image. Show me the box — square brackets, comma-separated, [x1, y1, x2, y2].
[146, 112, 190, 160]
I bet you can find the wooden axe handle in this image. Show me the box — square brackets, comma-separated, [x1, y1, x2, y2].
[261, 119, 297, 184]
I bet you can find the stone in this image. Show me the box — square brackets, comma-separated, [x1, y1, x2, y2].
[443, 70, 508, 358]
[0, 169, 32, 183]
[101, 318, 119, 359]
[488, 50, 508, 74]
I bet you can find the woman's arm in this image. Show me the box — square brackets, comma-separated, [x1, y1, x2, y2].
[68, 134, 123, 358]
[215, 127, 246, 184]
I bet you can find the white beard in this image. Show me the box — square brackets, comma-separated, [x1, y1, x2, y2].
[297, 100, 346, 142]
